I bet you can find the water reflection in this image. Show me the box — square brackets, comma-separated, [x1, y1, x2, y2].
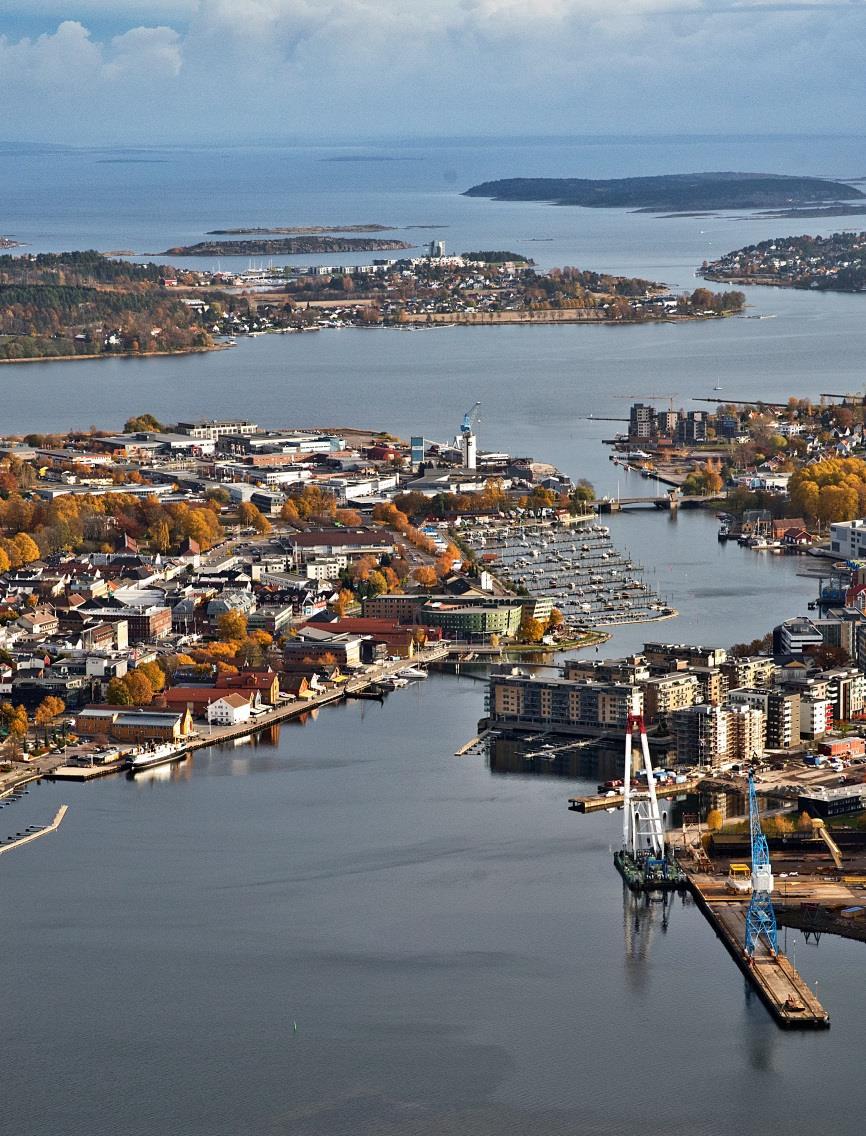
[488, 734, 623, 783]
[622, 886, 692, 992]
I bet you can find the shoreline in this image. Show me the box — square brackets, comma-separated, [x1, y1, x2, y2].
[0, 311, 740, 367]
[0, 343, 229, 365]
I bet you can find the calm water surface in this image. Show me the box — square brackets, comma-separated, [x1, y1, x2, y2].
[2, 675, 862, 1135]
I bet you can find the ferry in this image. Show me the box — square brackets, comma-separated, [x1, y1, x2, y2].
[127, 742, 188, 774]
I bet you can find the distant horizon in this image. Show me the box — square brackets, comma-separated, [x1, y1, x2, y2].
[5, 131, 866, 152]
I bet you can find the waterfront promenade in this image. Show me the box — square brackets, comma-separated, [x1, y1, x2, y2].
[5, 644, 452, 791]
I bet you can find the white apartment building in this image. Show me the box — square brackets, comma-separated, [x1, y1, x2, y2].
[830, 518, 866, 560]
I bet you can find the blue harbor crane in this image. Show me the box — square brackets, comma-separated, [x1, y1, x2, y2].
[745, 771, 778, 958]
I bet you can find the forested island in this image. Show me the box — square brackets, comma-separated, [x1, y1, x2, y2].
[701, 232, 866, 293]
[463, 172, 864, 213]
[0, 251, 213, 361]
[162, 236, 413, 256]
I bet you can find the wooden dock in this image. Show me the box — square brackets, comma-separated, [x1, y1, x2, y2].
[568, 778, 701, 813]
[0, 805, 68, 857]
[688, 872, 830, 1029]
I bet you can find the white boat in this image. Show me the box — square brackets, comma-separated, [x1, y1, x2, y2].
[380, 676, 410, 690]
[399, 667, 428, 680]
[127, 742, 187, 773]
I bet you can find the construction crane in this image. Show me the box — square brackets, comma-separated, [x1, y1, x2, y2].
[461, 401, 481, 434]
[622, 692, 665, 861]
[745, 771, 778, 958]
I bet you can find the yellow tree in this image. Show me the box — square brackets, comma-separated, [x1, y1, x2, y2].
[217, 610, 247, 642]
[136, 661, 166, 694]
[123, 670, 154, 706]
[238, 501, 271, 534]
[34, 695, 65, 742]
[519, 613, 545, 643]
[12, 532, 41, 564]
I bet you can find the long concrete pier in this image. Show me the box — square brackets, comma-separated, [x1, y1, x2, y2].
[688, 871, 830, 1029]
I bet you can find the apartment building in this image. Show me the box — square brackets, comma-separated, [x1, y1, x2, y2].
[564, 655, 651, 685]
[641, 673, 699, 725]
[728, 687, 801, 749]
[670, 702, 764, 766]
[487, 672, 642, 733]
[721, 655, 776, 690]
[643, 642, 728, 671]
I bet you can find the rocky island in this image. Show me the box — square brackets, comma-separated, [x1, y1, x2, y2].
[463, 172, 864, 214]
[205, 224, 394, 235]
[162, 236, 413, 256]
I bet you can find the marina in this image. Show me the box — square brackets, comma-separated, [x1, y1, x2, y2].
[461, 516, 675, 629]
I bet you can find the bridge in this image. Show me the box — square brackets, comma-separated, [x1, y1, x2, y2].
[592, 488, 681, 513]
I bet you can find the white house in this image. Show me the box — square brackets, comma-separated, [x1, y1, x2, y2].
[207, 693, 251, 726]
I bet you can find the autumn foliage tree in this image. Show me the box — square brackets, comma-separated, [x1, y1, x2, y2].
[34, 695, 65, 741]
[518, 612, 545, 643]
[1, 702, 28, 749]
[789, 457, 866, 523]
[216, 610, 248, 642]
[238, 501, 271, 534]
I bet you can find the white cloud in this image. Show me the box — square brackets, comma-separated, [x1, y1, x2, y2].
[0, 1, 865, 141]
[103, 25, 182, 80]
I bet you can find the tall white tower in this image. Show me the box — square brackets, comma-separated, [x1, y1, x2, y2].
[462, 430, 477, 470]
[460, 402, 480, 470]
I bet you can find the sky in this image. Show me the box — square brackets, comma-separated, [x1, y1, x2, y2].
[1, 0, 865, 144]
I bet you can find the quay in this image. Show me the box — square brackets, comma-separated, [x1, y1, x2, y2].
[50, 760, 127, 782]
[687, 871, 830, 1029]
[0, 804, 68, 857]
[40, 644, 451, 782]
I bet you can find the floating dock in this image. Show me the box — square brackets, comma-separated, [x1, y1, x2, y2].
[0, 805, 68, 857]
[689, 872, 830, 1029]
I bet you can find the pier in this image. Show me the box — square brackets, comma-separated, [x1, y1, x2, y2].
[0, 805, 68, 857]
[568, 778, 701, 812]
[687, 871, 830, 1029]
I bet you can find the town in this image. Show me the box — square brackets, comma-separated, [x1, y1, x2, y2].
[603, 391, 866, 551]
[701, 230, 866, 293]
[0, 405, 646, 793]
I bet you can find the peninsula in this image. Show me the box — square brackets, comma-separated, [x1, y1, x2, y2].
[162, 236, 413, 256]
[463, 172, 864, 214]
[0, 246, 744, 362]
[701, 231, 866, 293]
